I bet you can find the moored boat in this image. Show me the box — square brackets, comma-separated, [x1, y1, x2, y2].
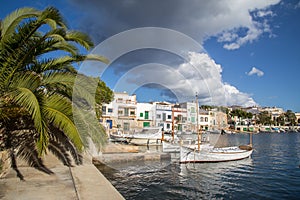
[180, 93, 253, 163]
[180, 144, 253, 163]
[125, 127, 163, 146]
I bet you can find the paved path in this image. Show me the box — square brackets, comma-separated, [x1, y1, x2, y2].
[0, 154, 124, 200]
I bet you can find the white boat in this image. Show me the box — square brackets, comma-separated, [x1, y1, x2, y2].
[180, 144, 253, 163]
[109, 130, 127, 142]
[180, 93, 253, 163]
[125, 127, 163, 146]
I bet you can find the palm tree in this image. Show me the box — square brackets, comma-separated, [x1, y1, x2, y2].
[0, 7, 110, 180]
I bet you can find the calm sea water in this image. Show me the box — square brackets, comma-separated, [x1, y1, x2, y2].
[97, 132, 300, 200]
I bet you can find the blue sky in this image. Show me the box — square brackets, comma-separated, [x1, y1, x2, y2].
[1, 0, 300, 111]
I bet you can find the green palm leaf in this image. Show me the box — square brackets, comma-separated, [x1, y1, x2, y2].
[1, 7, 40, 41]
[44, 94, 83, 151]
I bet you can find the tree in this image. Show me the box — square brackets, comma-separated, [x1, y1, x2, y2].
[257, 111, 272, 125]
[0, 7, 111, 180]
[285, 110, 296, 126]
[276, 114, 285, 126]
[229, 109, 252, 119]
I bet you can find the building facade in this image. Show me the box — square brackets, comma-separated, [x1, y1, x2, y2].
[101, 92, 137, 133]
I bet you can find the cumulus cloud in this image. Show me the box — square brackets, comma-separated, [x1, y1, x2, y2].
[70, 0, 280, 107]
[113, 52, 256, 107]
[247, 67, 264, 77]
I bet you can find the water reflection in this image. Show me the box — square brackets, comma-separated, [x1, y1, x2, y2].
[178, 158, 253, 199]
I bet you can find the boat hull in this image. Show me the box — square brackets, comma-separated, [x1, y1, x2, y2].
[126, 137, 162, 146]
[180, 145, 253, 163]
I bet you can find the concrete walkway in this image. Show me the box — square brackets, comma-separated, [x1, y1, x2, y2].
[0, 154, 124, 200]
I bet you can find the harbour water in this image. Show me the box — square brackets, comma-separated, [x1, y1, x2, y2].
[97, 132, 300, 199]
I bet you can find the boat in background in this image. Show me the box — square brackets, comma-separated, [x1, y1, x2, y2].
[109, 130, 127, 143]
[125, 127, 163, 146]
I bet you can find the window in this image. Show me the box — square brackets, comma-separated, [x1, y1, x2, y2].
[167, 123, 171, 129]
[200, 117, 204, 122]
[167, 115, 172, 119]
[118, 110, 123, 115]
[116, 98, 123, 103]
[145, 111, 149, 119]
[163, 113, 166, 121]
[130, 111, 135, 116]
[177, 115, 182, 121]
[143, 122, 150, 127]
[102, 106, 106, 115]
[191, 116, 195, 123]
[124, 108, 129, 116]
[124, 122, 130, 131]
[140, 113, 143, 117]
[191, 107, 195, 113]
[157, 114, 161, 119]
[108, 108, 113, 113]
[205, 117, 208, 122]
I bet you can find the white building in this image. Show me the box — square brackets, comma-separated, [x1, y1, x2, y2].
[153, 102, 173, 132]
[136, 102, 155, 128]
[209, 109, 228, 130]
[172, 105, 187, 132]
[101, 92, 137, 133]
[198, 109, 210, 130]
[295, 112, 300, 125]
[260, 107, 284, 122]
[179, 102, 197, 132]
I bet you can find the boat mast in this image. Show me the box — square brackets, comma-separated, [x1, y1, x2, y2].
[172, 106, 174, 141]
[249, 132, 253, 147]
[196, 93, 200, 151]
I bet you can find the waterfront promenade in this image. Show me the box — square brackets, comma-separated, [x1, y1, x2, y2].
[0, 153, 124, 200]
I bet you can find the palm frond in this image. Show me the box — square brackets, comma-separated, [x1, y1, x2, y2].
[38, 7, 67, 29]
[43, 94, 84, 151]
[9, 74, 49, 155]
[83, 54, 110, 64]
[73, 105, 107, 151]
[37, 56, 79, 72]
[47, 41, 78, 55]
[65, 31, 94, 50]
[1, 7, 40, 41]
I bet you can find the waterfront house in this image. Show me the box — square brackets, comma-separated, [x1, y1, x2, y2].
[172, 104, 187, 132]
[153, 102, 173, 132]
[179, 102, 198, 132]
[101, 92, 137, 133]
[136, 102, 155, 128]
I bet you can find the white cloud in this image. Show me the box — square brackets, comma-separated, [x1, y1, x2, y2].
[115, 52, 256, 107]
[72, 0, 280, 106]
[255, 10, 275, 17]
[247, 67, 264, 77]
